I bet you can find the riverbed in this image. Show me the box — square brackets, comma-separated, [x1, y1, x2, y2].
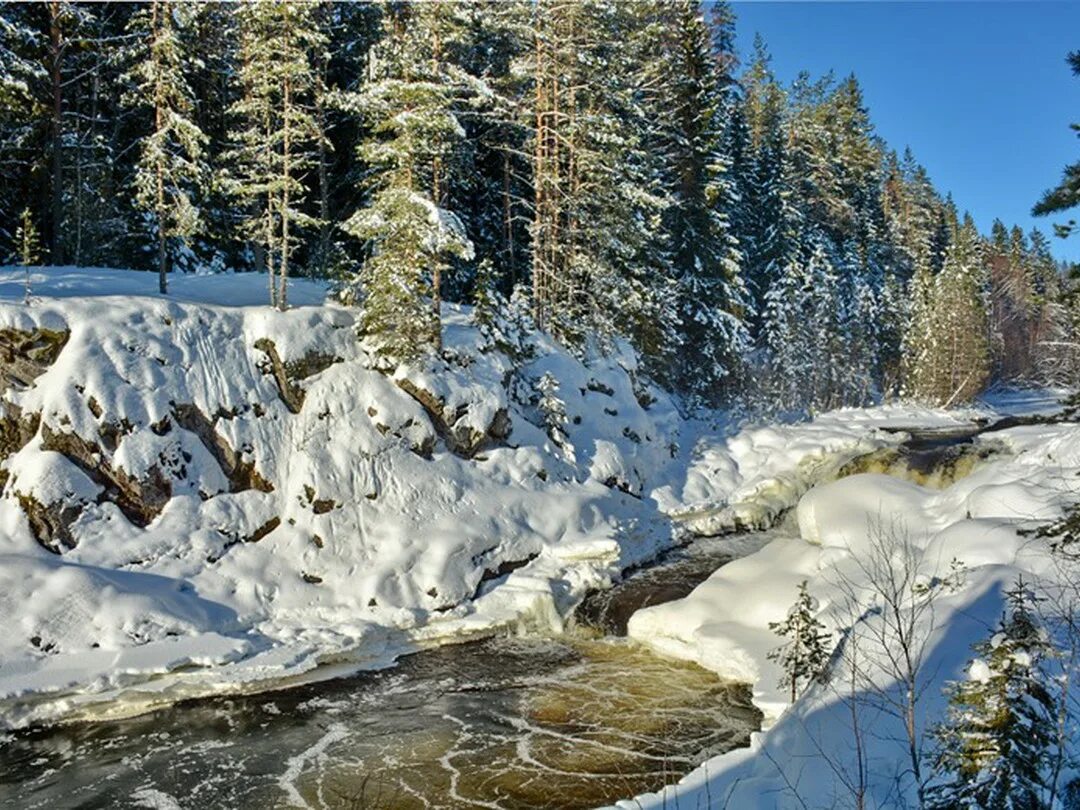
[0, 536, 766, 810]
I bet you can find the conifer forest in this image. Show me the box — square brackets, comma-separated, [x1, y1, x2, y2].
[2, 1, 1076, 412]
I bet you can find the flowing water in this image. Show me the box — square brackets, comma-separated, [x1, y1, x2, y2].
[836, 424, 1001, 489]
[0, 538, 761, 810]
[0, 421, 1009, 810]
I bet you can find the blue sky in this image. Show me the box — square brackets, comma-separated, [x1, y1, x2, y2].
[729, 1, 1080, 263]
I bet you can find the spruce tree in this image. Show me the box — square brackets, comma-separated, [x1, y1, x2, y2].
[927, 578, 1060, 810]
[763, 230, 843, 412]
[649, 0, 749, 405]
[909, 213, 990, 405]
[535, 370, 568, 447]
[124, 0, 207, 293]
[341, 1, 473, 361]
[768, 580, 831, 702]
[737, 35, 793, 326]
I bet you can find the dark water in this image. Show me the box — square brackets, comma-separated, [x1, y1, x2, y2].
[839, 423, 1001, 489]
[573, 536, 764, 636]
[0, 541, 761, 810]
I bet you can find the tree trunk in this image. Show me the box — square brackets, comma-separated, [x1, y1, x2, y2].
[503, 151, 515, 289]
[279, 74, 291, 311]
[430, 25, 443, 351]
[432, 161, 442, 351]
[316, 93, 330, 280]
[531, 10, 545, 329]
[154, 1, 167, 294]
[49, 1, 64, 265]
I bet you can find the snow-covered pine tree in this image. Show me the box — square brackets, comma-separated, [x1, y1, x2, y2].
[909, 212, 990, 405]
[226, 0, 326, 310]
[838, 238, 881, 404]
[124, 0, 207, 294]
[768, 579, 831, 702]
[822, 75, 882, 244]
[762, 228, 843, 412]
[899, 158, 953, 401]
[926, 577, 1061, 809]
[877, 268, 910, 398]
[647, 0, 750, 406]
[736, 35, 793, 329]
[535, 370, 568, 448]
[341, 1, 473, 361]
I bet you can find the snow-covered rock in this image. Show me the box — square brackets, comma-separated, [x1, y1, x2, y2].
[623, 418, 1080, 810]
[0, 268, 1056, 739]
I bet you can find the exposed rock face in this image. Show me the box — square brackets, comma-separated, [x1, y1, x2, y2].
[40, 423, 172, 528]
[395, 377, 512, 458]
[0, 328, 69, 390]
[253, 337, 339, 414]
[15, 493, 83, 554]
[0, 404, 39, 464]
[171, 403, 273, 493]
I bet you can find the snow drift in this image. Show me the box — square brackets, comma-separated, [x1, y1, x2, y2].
[623, 415, 1080, 809]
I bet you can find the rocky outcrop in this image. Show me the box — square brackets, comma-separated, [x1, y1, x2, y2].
[395, 377, 512, 458]
[0, 403, 40, 467]
[171, 403, 273, 493]
[16, 492, 83, 554]
[0, 328, 69, 391]
[253, 338, 339, 414]
[40, 423, 171, 528]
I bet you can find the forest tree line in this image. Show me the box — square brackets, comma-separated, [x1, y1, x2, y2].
[1, 0, 1077, 411]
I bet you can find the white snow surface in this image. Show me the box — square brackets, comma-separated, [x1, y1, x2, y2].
[0, 267, 1067, 765]
[620, 417, 1080, 809]
[0, 268, 893, 729]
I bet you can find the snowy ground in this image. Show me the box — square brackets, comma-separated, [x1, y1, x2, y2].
[1, 268, 1073, 810]
[619, 412, 1080, 808]
[0, 267, 987, 732]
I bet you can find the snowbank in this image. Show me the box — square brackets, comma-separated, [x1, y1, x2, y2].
[623, 417, 1080, 809]
[656, 402, 987, 535]
[0, 268, 687, 727]
[0, 268, 1057, 736]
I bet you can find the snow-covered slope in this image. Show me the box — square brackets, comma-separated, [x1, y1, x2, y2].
[621, 419, 1080, 809]
[0, 268, 698, 727]
[0, 267, 1029, 735]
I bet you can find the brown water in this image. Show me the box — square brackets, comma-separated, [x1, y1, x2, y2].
[0, 546, 761, 810]
[837, 425, 1002, 489]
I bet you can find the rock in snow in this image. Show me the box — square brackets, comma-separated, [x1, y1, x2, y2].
[2, 268, 1073, 810]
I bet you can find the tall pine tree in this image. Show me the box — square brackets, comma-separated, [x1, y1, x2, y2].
[226, 0, 326, 310]
[124, 0, 207, 293]
[341, 1, 474, 361]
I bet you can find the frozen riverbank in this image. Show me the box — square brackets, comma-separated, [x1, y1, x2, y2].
[0, 268, 1048, 737]
[621, 410, 1080, 809]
